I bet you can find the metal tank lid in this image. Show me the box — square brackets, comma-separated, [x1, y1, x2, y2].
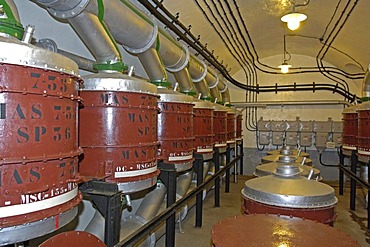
[242, 165, 337, 208]
[226, 107, 236, 114]
[81, 72, 158, 95]
[157, 88, 194, 103]
[358, 101, 370, 110]
[212, 103, 228, 112]
[342, 104, 358, 113]
[261, 154, 312, 165]
[0, 36, 79, 76]
[267, 148, 310, 158]
[193, 98, 214, 109]
[254, 162, 321, 180]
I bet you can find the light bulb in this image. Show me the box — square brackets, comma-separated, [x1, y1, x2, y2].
[281, 12, 307, 31]
[278, 63, 292, 74]
[287, 20, 300, 31]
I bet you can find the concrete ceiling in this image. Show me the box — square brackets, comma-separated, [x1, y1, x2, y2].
[155, 0, 368, 77]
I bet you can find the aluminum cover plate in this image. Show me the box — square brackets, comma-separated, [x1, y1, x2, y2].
[157, 88, 194, 103]
[193, 98, 214, 109]
[241, 175, 337, 208]
[81, 72, 157, 94]
[0, 36, 79, 76]
[261, 154, 312, 165]
[267, 149, 310, 157]
[342, 105, 358, 113]
[254, 163, 321, 180]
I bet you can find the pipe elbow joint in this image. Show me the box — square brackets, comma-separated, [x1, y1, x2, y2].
[35, 0, 90, 19]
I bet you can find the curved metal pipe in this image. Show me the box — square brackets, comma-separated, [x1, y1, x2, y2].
[176, 171, 193, 197]
[68, 11, 121, 64]
[135, 183, 166, 222]
[33, 0, 121, 65]
[363, 65, 370, 98]
[84, 209, 105, 241]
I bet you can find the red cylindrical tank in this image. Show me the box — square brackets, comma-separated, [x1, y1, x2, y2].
[0, 38, 82, 245]
[157, 88, 194, 171]
[213, 104, 228, 151]
[242, 165, 337, 226]
[193, 99, 214, 160]
[226, 108, 236, 145]
[357, 102, 370, 157]
[342, 105, 358, 152]
[39, 231, 106, 247]
[212, 215, 360, 247]
[79, 72, 159, 194]
[235, 110, 243, 141]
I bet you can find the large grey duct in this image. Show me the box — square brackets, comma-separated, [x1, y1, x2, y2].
[120, 183, 166, 246]
[33, 0, 121, 65]
[363, 65, 370, 98]
[33, 0, 229, 100]
[218, 74, 231, 104]
[35, 38, 96, 72]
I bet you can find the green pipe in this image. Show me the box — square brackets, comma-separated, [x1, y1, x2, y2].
[0, 0, 24, 39]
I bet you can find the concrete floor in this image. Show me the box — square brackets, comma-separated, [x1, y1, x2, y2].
[157, 175, 370, 247]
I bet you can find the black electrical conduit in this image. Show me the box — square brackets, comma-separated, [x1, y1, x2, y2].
[149, 0, 364, 85]
[316, 0, 361, 89]
[219, 0, 362, 79]
[139, 0, 359, 100]
[115, 154, 243, 247]
[315, 0, 356, 91]
[228, 0, 363, 80]
[211, 0, 257, 84]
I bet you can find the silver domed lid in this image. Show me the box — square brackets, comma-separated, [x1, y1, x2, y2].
[342, 105, 358, 114]
[254, 163, 321, 180]
[358, 101, 370, 111]
[212, 103, 228, 112]
[157, 88, 194, 103]
[81, 72, 157, 95]
[0, 36, 79, 76]
[261, 155, 312, 165]
[193, 99, 214, 109]
[267, 149, 310, 158]
[242, 166, 337, 208]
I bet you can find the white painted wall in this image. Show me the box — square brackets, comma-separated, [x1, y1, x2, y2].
[230, 54, 362, 148]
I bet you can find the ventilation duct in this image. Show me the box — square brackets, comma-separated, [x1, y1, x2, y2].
[33, 0, 230, 103]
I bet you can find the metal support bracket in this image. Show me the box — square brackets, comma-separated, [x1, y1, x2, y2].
[79, 180, 121, 247]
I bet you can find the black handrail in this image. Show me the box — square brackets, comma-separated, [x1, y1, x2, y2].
[115, 154, 244, 247]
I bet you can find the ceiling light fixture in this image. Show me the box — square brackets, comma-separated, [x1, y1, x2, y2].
[281, 0, 309, 31]
[278, 62, 292, 74]
[278, 34, 292, 74]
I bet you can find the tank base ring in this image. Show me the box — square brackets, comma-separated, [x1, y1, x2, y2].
[0, 207, 78, 246]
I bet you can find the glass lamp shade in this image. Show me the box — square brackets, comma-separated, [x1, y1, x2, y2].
[281, 12, 307, 31]
[278, 62, 292, 74]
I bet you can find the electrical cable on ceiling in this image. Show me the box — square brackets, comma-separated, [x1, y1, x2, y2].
[140, 0, 360, 103]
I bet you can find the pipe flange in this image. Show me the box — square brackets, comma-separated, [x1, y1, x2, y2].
[46, 0, 90, 19]
[166, 43, 190, 73]
[123, 14, 159, 55]
[192, 59, 207, 83]
[219, 84, 228, 93]
[208, 73, 219, 89]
